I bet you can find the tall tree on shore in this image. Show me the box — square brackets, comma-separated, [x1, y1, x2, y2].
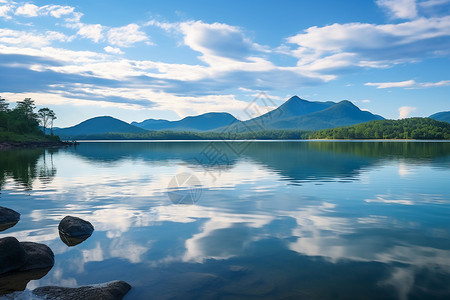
[50, 110, 56, 136]
[37, 107, 56, 135]
[15, 98, 37, 119]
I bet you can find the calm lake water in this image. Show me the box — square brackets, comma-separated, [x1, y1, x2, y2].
[1, 141, 450, 299]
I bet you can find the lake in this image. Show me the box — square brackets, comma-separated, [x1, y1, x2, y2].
[1, 141, 449, 299]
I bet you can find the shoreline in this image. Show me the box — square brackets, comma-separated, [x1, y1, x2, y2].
[0, 140, 74, 151]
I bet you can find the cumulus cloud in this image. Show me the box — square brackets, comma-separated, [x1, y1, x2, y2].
[45, 5, 75, 18]
[107, 24, 148, 47]
[179, 21, 263, 61]
[14, 3, 75, 18]
[15, 3, 39, 17]
[77, 24, 104, 43]
[376, 0, 418, 19]
[104, 46, 124, 54]
[365, 79, 450, 89]
[286, 16, 450, 73]
[398, 106, 417, 118]
[0, 3, 13, 19]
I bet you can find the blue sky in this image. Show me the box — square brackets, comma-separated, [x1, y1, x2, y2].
[0, 0, 449, 127]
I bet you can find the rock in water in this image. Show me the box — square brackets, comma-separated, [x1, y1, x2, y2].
[0, 237, 26, 275]
[33, 280, 132, 300]
[58, 216, 94, 238]
[0, 237, 54, 295]
[19, 242, 54, 271]
[0, 207, 20, 232]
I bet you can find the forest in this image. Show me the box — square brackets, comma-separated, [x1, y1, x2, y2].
[309, 118, 450, 140]
[0, 96, 58, 142]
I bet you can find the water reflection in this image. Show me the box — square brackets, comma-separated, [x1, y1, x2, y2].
[0, 148, 57, 190]
[0, 141, 449, 299]
[66, 141, 450, 183]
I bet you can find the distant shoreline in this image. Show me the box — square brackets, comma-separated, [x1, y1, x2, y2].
[0, 140, 73, 151]
[69, 139, 450, 143]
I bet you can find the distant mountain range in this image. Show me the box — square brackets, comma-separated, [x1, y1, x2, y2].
[53, 116, 147, 138]
[52, 96, 449, 139]
[131, 112, 239, 131]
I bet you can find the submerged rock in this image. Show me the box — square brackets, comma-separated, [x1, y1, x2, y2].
[0, 207, 20, 232]
[0, 267, 51, 296]
[58, 216, 94, 239]
[59, 231, 91, 247]
[0, 237, 54, 275]
[32, 280, 131, 300]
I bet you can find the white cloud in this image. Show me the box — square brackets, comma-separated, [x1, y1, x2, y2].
[179, 20, 261, 61]
[14, 3, 76, 19]
[376, 0, 418, 19]
[0, 29, 69, 47]
[15, 3, 39, 17]
[107, 23, 148, 47]
[286, 16, 450, 72]
[365, 79, 450, 89]
[77, 24, 104, 43]
[45, 5, 75, 18]
[104, 46, 124, 54]
[0, 3, 13, 19]
[398, 106, 417, 118]
[365, 80, 416, 88]
[419, 0, 450, 8]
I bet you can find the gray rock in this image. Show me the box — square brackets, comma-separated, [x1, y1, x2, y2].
[19, 242, 54, 271]
[58, 216, 94, 238]
[0, 237, 54, 276]
[32, 280, 131, 300]
[0, 207, 20, 232]
[0, 237, 26, 275]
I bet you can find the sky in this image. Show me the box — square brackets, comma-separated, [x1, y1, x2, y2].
[0, 0, 449, 127]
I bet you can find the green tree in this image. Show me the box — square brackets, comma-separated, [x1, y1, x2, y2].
[0, 96, 9, 112]
[37, 107, 56, 135]
[15, 98, 37, 119]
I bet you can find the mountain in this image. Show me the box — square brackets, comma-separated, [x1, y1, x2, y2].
[429, 111, 450, 123]
[272, 100, 385, 131]
[221, 97, 384, 132]
[53, 96, 386, 138]
[53, 116, 147, 138]
[132, 112, 239, 131]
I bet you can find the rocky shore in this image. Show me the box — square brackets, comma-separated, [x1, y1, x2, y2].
[0, 140, 75, 151]
[0, 207, 130, 299]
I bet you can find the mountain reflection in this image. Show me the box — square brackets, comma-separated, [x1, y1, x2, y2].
[68, 141, 450, 183]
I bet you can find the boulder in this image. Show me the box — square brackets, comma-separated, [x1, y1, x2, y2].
[0, 237, 54, 276]
[58, 216, 94, 238]
[19, 242, 54, 271]
[0, 237, 26, 275]
[33, 280, 131, 300]
[0, 207, 20, 232]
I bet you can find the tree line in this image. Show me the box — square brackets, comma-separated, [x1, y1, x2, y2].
[61, 129, 310, 140]
[309, 118, 450, 140]
[0, 96, 57, 140]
